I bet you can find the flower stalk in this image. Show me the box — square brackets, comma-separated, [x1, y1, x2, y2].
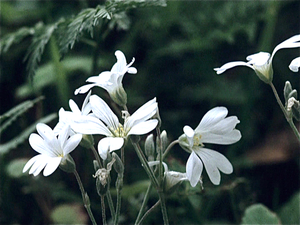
[269, 82, 300, 142]
[73, 170, 97, 225]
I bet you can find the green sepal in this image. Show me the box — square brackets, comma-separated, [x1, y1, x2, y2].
[59, 155, 76, 173]
[284, 81, 293, 102]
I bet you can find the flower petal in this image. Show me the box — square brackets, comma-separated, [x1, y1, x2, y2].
[214, 61, 254, 74]
[125, 98, 157, 129]
[201, 129, 242, 145]
[183, 125, 195, 147]
[74, 84, 97, 95]
[29, 133, 52, 156]
[111, 50, 127, 73]
[72, 115, 112, 136]
[43, 157, 62, 176]
[98, 137, 124, 160]
[36, 123, 61, 154]
[63, 134, 82, 155]
[271, 35, 300, 61]
[195, 148, 233, 185]
[127, 119, 158, 135]
[90, 95, 119, 130]
[246, 52, 270, 66]
[195, 107, 228, 132]
[186, 151, 203, 187]
[289, 57, 300, 72]
[69, 99, 81, 114]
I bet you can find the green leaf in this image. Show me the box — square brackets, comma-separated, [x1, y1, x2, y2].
[6, 158, 28, 178]
[58, 5, 111, 56]
[24, 22, 59, 79]
[0, 27, 35, 54]
[51, 204, 88, 224]
[0, 96, 44, 133]
[278, 192, 300, 225]
[0, 113, 57, 156]
[241, 204, 281, 225]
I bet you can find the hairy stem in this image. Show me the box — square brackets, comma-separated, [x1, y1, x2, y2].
[101, 196, 107, 225]
[73, 170, 97, 225]
[137, 200, 160, 225]
[135, 183, 153, 224]
[270, 82, 300, 141]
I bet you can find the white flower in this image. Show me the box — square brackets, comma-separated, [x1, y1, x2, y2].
[149, 161, 188, 192]
[214, 35, 300, 83]
[72, 95, 158, 160]
[23, 123, 82, 176]
[53, 91, 92, 134]
[179, 107, 241, 187]
[74, 50, 137, 106]
[289, 57, 300, 72]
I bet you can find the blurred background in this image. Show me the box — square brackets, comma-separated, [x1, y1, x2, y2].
[1, 0, 299, 224]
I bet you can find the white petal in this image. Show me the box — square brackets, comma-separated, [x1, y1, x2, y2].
[127, 119, 158, 135]
[27, 155, 49, 176]
[72, 115, 112, 136]
[63, 134, 82, 155]
[68, 99, 80, 114]
[289, 57, 300, 72]
[43, 157, 62, 176]
[208, 116, 240, 134]
[271, 35, 300, 61]
[29, 133, 52, 156]
[23, 155, 40, 173]
[214, 61, 254, 74]
[36, 123, 61, 153]
[195, 148, 233, 185]
[127, 67, 137, 74]
[98, 137, 124, 160]
[201, 130, 242, 145]
[111, 50, 127, 73]
[90, 95, 119, 130]
[183, 125, 195, 147]
[195, 107, 228, 132]
[186, 151, 203, 187]
[246, 52, 270, 66]
[74, 84, 96, 95]
[125, 98, 157, 129]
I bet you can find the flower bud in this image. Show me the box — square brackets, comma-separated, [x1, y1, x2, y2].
[284, 81, 293, 103]
[59, 155, 76, 173]
[163, 171, 187, 194]
[160, 130, 168, 152]
[112, 153, 124, 175]
[145, 134, 155, 161]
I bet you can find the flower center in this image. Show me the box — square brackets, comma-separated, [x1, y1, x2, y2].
[113, 124, 126, 137]
[193, 135, 203, 147]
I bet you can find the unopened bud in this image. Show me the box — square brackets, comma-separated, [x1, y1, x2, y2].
[160, 130, 168, 152]
[145, 134, 155, 161]
[112, 153, 124, 175]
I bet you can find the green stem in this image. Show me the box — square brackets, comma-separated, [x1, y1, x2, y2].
[101, 196, 107, 225]
[73, 170, 97, 225]
[162, 140, 179, 160]
[114, 174, 123, 225]
[106, 191, 116, 221]
[137, 200, 160, 225]
[270, 82, 300, 141]
[158, 191, 169, 225]
[135, 183, 153, 224]
[131, 140, 159, 188]
[49, 36, 69, 106]
[156, 128, 164, 187]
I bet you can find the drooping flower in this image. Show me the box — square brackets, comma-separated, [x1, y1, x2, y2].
[23, 123, 82, 176]
[179, 107, 241, 187]
[74, 50, 137, 106]
[53, 91, 92, 135]
[214, 35, 300, 83]
[289, 57, 300, 72]
[72, 95, 158, 160]
[149, 161, 188, 193]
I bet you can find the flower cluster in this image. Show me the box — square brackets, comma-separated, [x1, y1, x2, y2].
[23, 50, 241, 190]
